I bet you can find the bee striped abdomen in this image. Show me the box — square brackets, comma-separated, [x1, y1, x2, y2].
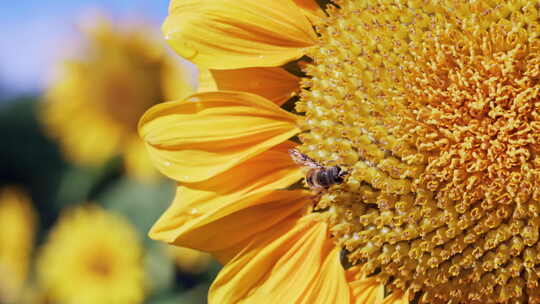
[317, 169, 333, 188]
[306, 170, 323, 188]
[307, 166, 346, 189]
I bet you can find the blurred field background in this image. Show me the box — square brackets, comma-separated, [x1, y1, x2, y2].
[0, 1, 219, 304]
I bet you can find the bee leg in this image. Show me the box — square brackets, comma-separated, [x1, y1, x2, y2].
[309, 188, 326, 209]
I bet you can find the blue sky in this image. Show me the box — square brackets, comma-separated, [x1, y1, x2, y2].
[0, 1, 171, 95]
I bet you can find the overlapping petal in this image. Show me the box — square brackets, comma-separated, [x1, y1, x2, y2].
[155, 190, 308, 262]
[209, 215, 351, 303]
[163, 0, 317, 69]
[346, 267, 385, 304]
[292, 0, 325, 22]
[149, 141, 305, 254]
[303, 246, 351, 303]
[382, 291, 410, 304]
[197, 69, 217, 92]
[198, 67, 300, 105]
[139, 91, 300, 183]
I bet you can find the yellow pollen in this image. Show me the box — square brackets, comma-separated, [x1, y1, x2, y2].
[296, 0, 540, 302]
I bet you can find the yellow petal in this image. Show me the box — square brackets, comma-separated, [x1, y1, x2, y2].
[139, 91, 300, 182]
[382, 291, 410, 304]
[208, 67, 300, 106]
[293, 0, 325, 23]
[209, 215, 351, 303]
[163, 0, 317, 69]
[152, 190, 308, 255]
[148, 141, 305, 254]
[301, 246, 351, 304]
[197, 68, 217, 92]
[347, 273, 384, 304]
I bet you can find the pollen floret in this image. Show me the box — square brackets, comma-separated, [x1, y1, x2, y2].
[297, 0, 540, 302]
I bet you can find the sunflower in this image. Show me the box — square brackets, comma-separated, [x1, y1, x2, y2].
[168, 246, 213, 274]
[141, 0, 540, 303]
[0, 187, 36, 303]
[37, 205, 144, 304]
[42, 18, 193, 181]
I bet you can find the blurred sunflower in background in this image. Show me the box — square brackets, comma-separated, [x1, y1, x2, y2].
[168, 246, 213, 275]
[37, 205, 144, 304]
[0, 187, 36, 304]
[0, 4, 221, 304]
[41, 18, 193, 182]
[141, 0, 540, 303]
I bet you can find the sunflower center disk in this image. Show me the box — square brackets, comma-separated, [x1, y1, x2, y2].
[296, 1, 540, 302]
[97, 64, 164, 129]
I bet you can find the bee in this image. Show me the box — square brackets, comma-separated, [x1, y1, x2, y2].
[340, 248, 354, 269]
[288, 149, 349, 190]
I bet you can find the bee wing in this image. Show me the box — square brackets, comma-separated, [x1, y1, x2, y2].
[288, 149, 322, 169]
